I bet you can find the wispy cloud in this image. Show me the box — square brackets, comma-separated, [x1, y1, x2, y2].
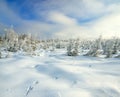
[48, 12, 77, 26]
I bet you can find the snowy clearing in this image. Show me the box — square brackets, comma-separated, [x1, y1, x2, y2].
[0, 49, 120, 97]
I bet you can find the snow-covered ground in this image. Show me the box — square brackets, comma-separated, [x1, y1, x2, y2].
[0, 49, 120, 97]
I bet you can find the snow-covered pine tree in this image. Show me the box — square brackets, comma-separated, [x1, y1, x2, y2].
[56, 39, 61, 49]
[4, 26, 18, 52]
[106, 48, 112, 58]
[67, 39, 73, 56]
[50, 39, 55, 51]
[72, 38, 79, 56]
[67, 39, 79, 56]
[112, 38, 119, 54]
[105, 40, 113, 58]
[85, 35, 102, 57]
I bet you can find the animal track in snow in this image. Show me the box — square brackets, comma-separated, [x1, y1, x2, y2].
[25, 80, 39, 96]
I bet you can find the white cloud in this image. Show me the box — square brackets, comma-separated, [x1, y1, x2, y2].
[54, 12, 120, 39]
[37, 0, 107, 19]
[92, 13, 120, 38]
[48, 12, 77, 26]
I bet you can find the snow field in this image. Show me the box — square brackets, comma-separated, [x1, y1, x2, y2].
[0, 50, 120, 97]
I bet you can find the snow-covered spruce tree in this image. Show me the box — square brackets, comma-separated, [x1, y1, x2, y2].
[49, 39, 55, 51]
[55, 39, 61, 49]
[102, 38, 120, 58]
[17, 34, 26, 50]
[84, 43, 98, 57]
[43, 40, 49, 50]
[67, 39, 79, 56]
[21, 33, 34, 55]
[4, 27, 18, 52]
[101, 39, 107, 55]
[112, 38, 119, 54]
[106, 48, 112, 58]
[67, 39, 73, 56]
[73, 38, 79, 56]
[104, 39, 113, 58]
[85, 36, 102, 57]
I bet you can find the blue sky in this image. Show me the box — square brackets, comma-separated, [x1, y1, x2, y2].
[0, 0, 120, 39]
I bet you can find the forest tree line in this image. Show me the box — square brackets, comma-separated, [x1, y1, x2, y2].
[0, 27, 120, 58]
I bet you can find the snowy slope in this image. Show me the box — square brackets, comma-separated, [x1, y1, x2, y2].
[0, 49, 120, 97]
